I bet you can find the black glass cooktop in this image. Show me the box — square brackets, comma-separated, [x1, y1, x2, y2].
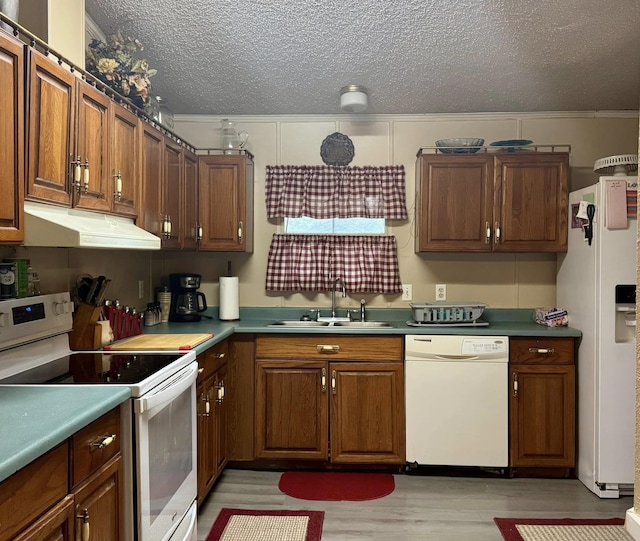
[0, 352, 184, 385]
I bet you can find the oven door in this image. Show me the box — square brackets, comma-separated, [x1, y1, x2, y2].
[134, 361, 198, 541]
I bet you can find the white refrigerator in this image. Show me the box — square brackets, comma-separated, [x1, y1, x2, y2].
[557, 176, 637, 498]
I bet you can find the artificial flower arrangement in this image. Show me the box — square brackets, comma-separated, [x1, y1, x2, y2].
[85, 30, 157, 112]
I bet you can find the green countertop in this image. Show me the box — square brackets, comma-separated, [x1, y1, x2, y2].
[0, 307, 579, 484]
[0, 386, 130, 483]
[140, 307, 581, 353]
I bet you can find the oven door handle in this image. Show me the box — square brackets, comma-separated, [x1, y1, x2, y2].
[134, 362, 198, 414]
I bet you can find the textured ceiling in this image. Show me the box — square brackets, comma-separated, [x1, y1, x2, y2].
[84, 0, 640, 116]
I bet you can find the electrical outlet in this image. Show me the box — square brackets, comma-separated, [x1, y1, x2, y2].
[138, 280, 144, 300]
[402, 284, 412, 301]
[435, 283, 446, 301]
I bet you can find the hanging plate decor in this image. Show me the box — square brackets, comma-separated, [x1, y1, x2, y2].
[320, 132, 355, 166]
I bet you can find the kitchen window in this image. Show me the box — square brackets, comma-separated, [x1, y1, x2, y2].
[265, 165, 407, 293]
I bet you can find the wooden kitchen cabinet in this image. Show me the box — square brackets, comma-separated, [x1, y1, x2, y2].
[182, 149, 200, 250]
[73, 79, 112, 213]
[198, 154, 254, 252]
[0, 407, 122, 541]
[110, 102, 140, 218]
[26, 49, 76, 207]
[509, 337, 575, 474]
[415, 152, 569, 252]
[197, 340, 229, 503]
[139, 122, 165, 239]
[0, 30, 24, 243]
[255, 335, 405, 464]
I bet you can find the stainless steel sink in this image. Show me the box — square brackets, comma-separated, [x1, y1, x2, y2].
[267, 320, 330, 327]
[266, 320, 392, 328]
[331, 321, 393, 327]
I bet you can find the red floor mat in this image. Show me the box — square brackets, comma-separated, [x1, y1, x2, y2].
[278, 471, 395, 501]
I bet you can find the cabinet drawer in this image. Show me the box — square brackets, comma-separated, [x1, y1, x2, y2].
[0, 442, 68, 541]
[198, 340, 229, 383]
[256, 335, 403, 361]
[71, 407, 121, 488]
[510, 337, 574, 365]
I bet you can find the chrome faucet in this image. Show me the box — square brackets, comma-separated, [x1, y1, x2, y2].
[331, 278, 346, 318]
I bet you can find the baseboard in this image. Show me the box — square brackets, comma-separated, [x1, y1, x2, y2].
[625, 507, 640, 539]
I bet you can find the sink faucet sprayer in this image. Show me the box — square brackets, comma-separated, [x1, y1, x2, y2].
[331, 278, 346, 318]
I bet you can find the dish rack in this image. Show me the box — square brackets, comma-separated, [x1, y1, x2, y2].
[410, 301, 486, 324]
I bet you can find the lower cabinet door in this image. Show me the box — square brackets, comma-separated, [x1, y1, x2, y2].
[73, 456, 122, 541]
[13, 495, 74, 541]
[330, 362, 405, 464]
[509, 364, 575, 468]
[255, 360, 328, 460]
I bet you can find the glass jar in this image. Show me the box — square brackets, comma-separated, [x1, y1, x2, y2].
[152, 96, 174, 130]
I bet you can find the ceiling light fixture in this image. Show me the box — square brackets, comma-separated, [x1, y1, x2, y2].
[340, 85, 368, 113]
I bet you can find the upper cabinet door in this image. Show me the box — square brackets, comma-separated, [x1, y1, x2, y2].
[161, 138, 183, 250]
[182, 149, 199, 251]
[139, 123, 164, 237]
[110, 102, 140, 218]
[26, 49, 76, 206]
[0, 32, 24, 243]
[199, 155, 253, 252]
[73, 80, 111, 213]
[494, 153, 569, 253]
[416, 154, 493, 252]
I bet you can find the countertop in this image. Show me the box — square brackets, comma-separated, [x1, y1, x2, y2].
[0, 307, 579, 484]
[0, 386, 130, 483]
[140, 307, 582, 354]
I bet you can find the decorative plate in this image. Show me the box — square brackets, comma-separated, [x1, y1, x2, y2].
[321, 132, 355, 166]
[489, 139, 533, 152]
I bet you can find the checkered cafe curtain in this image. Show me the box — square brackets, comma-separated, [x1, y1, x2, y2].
[265, 234, 402, 293]
[266, 165, 407, 219]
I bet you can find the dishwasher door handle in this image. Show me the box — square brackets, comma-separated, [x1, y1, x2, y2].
[433, 355, 480, 361]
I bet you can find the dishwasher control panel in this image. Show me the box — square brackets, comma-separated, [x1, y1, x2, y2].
[462, 338, 507, 355]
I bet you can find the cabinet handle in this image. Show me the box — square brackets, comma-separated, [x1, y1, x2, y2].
[198, 367, 205, 374]
[512, 372, 518, 397]
[83, 160, 90, 192]
[494, 222, 501, 243]
[331, 370, 337, 395]
[216, 380, 225, 404]
[73, 155, 82, 185]
[205, 397, 210, 415]
[197, 224, 203, 240]
[238, 221, 243, 243]
[91, 434, 116, 449]
[215, 352, 225, 359]
[113, 171, 123, 201]
[162, 215, 172, 238]
[321, 367, 326, 392]
[528, 347, 554, 354]
[485, 222, 491, 244]
[316, 344, 340, 353]
[76, 509, 90, 541]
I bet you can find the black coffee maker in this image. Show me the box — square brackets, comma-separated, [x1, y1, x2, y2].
[168, 273, 208, 322]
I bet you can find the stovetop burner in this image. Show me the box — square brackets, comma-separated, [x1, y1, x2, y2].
[1, 352, 183, 385]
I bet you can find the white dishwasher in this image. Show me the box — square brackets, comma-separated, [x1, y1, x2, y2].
[405, 335, 509, 468]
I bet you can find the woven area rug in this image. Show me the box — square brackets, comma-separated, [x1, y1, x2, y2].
[278, 471, 395, 501]
[494, 517, 631, 541]
[205, 508, 324, 541]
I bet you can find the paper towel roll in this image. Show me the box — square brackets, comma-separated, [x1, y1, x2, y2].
[219, 276, 239, 320]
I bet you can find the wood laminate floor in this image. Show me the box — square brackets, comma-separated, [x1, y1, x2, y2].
[196, 469, 633, 540]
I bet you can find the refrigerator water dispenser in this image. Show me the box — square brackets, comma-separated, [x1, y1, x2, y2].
[615, 284, 636, 343]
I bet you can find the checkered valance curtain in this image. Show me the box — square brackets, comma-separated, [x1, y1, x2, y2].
[266, 165, 408, 219]
[265, 234, 402, 293]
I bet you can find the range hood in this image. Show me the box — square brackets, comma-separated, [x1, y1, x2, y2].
[24, 202, 161, 250]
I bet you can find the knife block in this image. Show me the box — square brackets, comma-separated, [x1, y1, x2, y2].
[69, 303, 103, 350]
